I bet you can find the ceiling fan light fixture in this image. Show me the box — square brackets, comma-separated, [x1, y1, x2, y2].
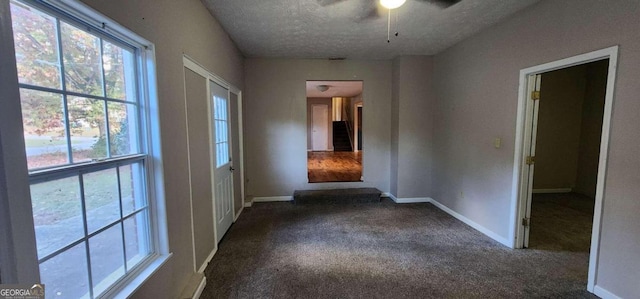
[316, 85, 330, 92]
[380, 0, 406, 9]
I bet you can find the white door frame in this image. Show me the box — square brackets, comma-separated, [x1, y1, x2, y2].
[353, 102, 363, 152]
[510, 46, 619, 292]
[183, 55, 243, 273]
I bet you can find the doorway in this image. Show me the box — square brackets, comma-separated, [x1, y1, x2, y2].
[306, 81, 363, 183]
[210, 80, 234, 244]
[512, 47, 618, 292]
[183, 56, 244, 273]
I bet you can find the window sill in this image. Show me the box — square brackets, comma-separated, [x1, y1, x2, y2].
[110, 253, 173, 299]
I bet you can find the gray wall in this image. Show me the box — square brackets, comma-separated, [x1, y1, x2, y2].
[76, 0, 244, 297]
[306, 98, 333, 151]
[391, 56, 435, 198]
[184, 68, 216, 273]
[432, 0, 640, 296]
[244, 59, 391, 197]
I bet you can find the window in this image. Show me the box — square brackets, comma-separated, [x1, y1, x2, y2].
[212, 91, 229, 167]
[8, 1, 166, 298]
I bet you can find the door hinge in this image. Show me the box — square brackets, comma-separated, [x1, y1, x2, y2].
[525, 156, 535, 165]
[522, 217, 530, 227]
[531, 91, 540, 100]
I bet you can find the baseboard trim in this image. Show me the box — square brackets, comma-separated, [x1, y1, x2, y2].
[593, 285, 622, 299]
[381, 192, 397, 201]
[179, 272, 206, 299]
[382, 193, 432, 204]
[395, 197, 431, 203]
[197, 247, 217, 274]
[192, 275, 206, 299]
[244, 196, 293, 207]
[532, 188, 572, 194]
[234, 206, 244, 221]
[429, 199, 511, 247]
[252, 196, 293, 203]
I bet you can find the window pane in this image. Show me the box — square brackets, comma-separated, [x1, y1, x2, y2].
[40, 242, 90, 299]
[61, 21, 103, 96]
[83, 168, 120, 233]
[89, 224, 125, 297]
[20, 89, 68, 170]
[108, 102, 139, 156]
[68, 97, 106, 162]
[103, 41, 135, 101]
[124, 211, 150, 270]
[31, 176, 83, 259]
[120, 163, 147, 216]
[10, 1, 61, 89]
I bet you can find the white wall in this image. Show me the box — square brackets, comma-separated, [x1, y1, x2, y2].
[432, 0, 640, 297]
[244, 59, 391, 197]
[391, 56, 435, 198]
[75, 0, 244, 297]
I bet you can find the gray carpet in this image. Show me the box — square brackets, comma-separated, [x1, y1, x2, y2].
[201, 199, 596, 298]
[529, 193, 595, 252]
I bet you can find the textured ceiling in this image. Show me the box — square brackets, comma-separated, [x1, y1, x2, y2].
[201, 0, 540, 60]
[306, 81, 363, 98]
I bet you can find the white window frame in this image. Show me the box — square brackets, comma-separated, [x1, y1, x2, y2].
[0, 0, 171, 297]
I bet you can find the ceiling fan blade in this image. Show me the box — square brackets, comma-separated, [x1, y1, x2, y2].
[416, 0, 463, 9]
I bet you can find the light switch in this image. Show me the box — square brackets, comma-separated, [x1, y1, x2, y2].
[494, 138, 502, 149]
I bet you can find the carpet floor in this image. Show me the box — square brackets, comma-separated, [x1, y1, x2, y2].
[201, 199, 596, 298]
[529, 193, 595, 252]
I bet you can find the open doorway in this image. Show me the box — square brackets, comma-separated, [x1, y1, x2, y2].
[513, 47, 618, 292]
[306, 81, 363, 183]
[527, 60, 609, 252]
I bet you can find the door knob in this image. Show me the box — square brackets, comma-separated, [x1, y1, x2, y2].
[229, 166, 235, 172]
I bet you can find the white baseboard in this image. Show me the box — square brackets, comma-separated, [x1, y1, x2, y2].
[593, 285, 622, 299]
[382, 193, 431, 204]
[244, 196, 293, 207]
[381, 192, 397, 201]
[197, 247, 217, 274]
[234, 206, 244, 221]
[192, 275, 206, 299]
[252, 196, 293, 202]
[394, 197, 432, 203]
[532, 188, 572, 194]
[179, 272, 206, 299]
[429, 198, 511, 247]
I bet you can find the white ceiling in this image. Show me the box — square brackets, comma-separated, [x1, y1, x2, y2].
[201, 0, 540, 60]
[306, 81, 363, 98]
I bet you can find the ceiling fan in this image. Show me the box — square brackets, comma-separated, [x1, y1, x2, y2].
[317, 0, 462, 21]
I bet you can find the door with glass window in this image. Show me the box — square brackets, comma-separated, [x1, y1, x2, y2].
[210, 81, 234, 243]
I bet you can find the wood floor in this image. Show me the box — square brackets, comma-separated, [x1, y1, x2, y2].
[307, 151, 362, 183]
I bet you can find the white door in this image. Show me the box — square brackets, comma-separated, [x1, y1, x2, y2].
[312, 104, 328, 151]
[210, 80, 234, 243]
[523, 74, 542, 248]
